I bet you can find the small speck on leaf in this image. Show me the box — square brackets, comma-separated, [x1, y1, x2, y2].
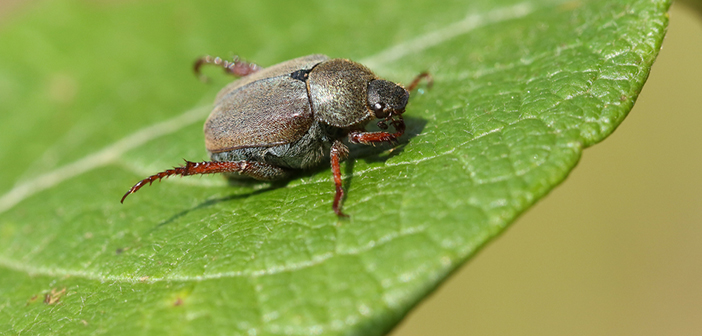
[26, 295, 38, 306]
[43, 288, 66, 305]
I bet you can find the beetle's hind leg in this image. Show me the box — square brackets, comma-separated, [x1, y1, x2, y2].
[120, 160, 288, 203]
[194, 55, 261, 81]
[330, 140, 350, 217]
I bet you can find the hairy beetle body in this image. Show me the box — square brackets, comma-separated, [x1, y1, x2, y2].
[122, 54, 431, 216]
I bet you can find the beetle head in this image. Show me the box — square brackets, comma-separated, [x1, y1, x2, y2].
[367, 79, 409, 121]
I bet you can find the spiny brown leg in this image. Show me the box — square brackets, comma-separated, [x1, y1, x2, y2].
[330, 140, 350, 217]
[348, 118, 406, 145]
[405, 72, 433, 92]
[193, 55, 261, 81]
[121, 160, 287, 203]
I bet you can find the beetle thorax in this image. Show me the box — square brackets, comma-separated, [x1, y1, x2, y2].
[308, 59, 377, 129]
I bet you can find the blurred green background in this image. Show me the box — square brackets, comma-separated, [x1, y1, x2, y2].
[1, 1, 699, 335]
[392, 3, 702, 335]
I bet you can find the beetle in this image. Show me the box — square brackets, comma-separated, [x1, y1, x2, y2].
[120, 54, 430, 216]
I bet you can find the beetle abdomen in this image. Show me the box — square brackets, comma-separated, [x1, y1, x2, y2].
[209, 120, 328, 171]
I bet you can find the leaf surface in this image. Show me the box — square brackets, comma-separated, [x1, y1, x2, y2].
[0, 0, 670, 335]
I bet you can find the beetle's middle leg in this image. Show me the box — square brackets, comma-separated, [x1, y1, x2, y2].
[330, 140, 350, 217]
[194, 55, 261, 81]
[121, 160, 288, 203]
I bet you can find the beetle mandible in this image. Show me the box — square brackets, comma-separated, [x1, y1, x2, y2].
[121, 54, 431, 216]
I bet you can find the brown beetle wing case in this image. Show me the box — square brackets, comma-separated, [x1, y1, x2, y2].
[214, 54, 329, 102]
[205, 76, 314, 153]
[205, 55, 329, 153]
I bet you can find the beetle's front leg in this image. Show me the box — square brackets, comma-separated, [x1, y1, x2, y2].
[330, 140, 350, 217]
[194, 55, 261, 81]
[348, 118, 406, 145]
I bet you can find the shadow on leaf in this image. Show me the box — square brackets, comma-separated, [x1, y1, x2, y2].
[155, 183, 287, 227]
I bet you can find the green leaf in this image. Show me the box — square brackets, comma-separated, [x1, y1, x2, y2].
[0, 0, 670, 335]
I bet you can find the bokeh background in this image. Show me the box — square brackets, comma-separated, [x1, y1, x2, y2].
[1, 1, 699, 335]
[392, 2, 702, 335]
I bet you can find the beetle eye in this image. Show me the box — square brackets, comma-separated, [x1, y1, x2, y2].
[372, 102, 389, 118]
